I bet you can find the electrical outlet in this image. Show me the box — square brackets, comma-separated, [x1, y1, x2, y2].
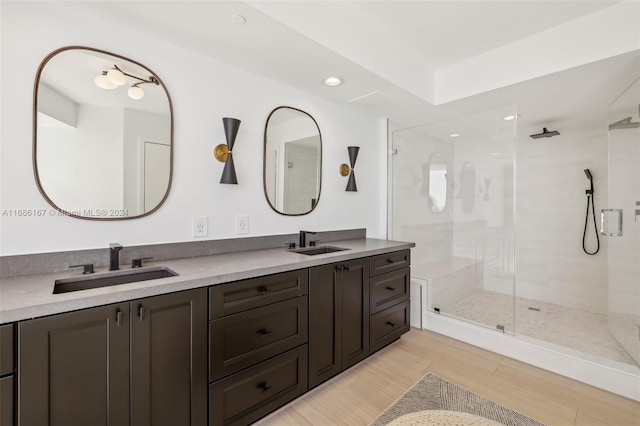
[235, 215, 249, 234]
[193, 217, 208, 237]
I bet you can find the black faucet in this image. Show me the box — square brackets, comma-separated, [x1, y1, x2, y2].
[109, 243, 123, 271]
[299, 230, 317, 248]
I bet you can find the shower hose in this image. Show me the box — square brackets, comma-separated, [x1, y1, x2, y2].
[583, 191, 600, 255]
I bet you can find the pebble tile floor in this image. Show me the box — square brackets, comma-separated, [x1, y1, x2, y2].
[443, 291, 636, 365]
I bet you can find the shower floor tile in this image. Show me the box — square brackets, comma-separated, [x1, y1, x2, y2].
[444, 291, 636, 365]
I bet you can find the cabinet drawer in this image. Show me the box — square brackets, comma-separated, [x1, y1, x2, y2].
[209, 344, 308, 426]
[370, 267, 410, 314]
[210, 269, 308, 319]
[0, 324, 14, 376]
[369, 250, 410, 277]
[1, 375, 14, 426]
[370, 300, 410, 353]
[210, 296, 308, 381]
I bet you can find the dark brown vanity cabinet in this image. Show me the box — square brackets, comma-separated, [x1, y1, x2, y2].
[18, 302, 130, 426]
[209, 270, 309, 426]
[1, 324, 15, 426]
[18, 288, 207, 426]
[308, 258, 370, 389]
[369, 250, 411, 353]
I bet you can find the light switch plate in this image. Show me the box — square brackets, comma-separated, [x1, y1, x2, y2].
[235, 215, 249, 234]
[193, 216, 208, 237]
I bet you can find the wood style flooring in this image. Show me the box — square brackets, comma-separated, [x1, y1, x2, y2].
[257, 328, 640, 426]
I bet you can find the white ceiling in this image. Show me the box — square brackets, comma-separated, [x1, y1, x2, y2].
[67, 1, 640, 134]
[341, 1, 613, 69]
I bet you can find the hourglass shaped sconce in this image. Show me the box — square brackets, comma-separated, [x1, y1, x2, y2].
[339, 146, 360, 192]
[214, 117, 241, 184]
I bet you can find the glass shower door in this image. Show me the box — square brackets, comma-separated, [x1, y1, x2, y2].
[606, 77, 640, 366]
[390, 106, 516, 334]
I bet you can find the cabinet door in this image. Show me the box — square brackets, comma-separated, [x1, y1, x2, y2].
[18, 303, 130, 426]
[1, 376, 13, 426]
[340, 258, 370, 369]
[131, 288, 207, 426]
[309, 258, 370, 388]
[308, 263, 341, 388]
[0, 324, 14, 376]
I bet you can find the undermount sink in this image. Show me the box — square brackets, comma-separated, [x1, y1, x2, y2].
[53, 267, 178, 294]
[291, 246, 349, 256]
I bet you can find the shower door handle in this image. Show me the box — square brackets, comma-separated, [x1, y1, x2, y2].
[601, 209, 623, 236]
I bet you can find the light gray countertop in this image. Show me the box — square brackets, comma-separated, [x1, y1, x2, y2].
[0, 238, 414, 324]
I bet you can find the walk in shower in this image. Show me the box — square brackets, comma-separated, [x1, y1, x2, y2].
[390, 80, 640, 375]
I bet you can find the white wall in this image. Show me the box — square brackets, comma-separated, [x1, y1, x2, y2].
[0, 2, 386, 255]
[37, 104, 124, 212]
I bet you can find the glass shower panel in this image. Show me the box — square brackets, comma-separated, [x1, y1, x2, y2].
[607, 78, 640, 366]
[391, 106, 516, 334]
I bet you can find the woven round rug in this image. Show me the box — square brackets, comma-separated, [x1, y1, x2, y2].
[386, 410, 503, 426]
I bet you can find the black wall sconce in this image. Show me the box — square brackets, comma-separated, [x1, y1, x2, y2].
[339, 146, 359, 192]
[214, 118, 241, 184]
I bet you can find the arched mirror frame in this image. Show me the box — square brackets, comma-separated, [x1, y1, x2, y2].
[32, 45, 174, 220]
[263, 106, 322, 216]
[427, 151, 448, 214]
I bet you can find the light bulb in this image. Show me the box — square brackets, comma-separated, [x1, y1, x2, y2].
[128, 86, 144, 100]
[107, 68, 126, 86]
[324, 76, 343, 86]
[94, 74, 117, 90]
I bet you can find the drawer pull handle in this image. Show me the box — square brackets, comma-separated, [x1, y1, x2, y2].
[386, 259, 395, 264]
[386, 321, 396, 327]
[257, 328, 272, 337]
[257, 286, 269, 295]
[385, 286, 396, 291]
[116, 309, 123, 327]
[343, 264, 350, 272]
[138, 306, 145, 321]
[257, 382, 272, 392]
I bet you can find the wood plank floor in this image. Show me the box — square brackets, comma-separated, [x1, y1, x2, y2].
[256, 328, 640, 426]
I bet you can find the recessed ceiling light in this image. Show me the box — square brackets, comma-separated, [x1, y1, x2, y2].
[449, 133, 460, 138]
[503, 114, 518, 121]
[231, 14, 246, 25]
[491, 152, 502, 156]
[324, 76, 343, 87]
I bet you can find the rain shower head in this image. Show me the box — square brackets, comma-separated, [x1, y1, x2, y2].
[530, 127, 560, 139]
[608, 116, 640, 130]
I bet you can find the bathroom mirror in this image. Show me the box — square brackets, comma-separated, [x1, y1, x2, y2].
[263, 106, 322, 215]
[428, 152, 448, 213]
[33, 46, 173, 220]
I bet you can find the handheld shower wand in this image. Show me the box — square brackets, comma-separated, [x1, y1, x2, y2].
[584, 169, 594, 193]
[582, 169, 599, 255]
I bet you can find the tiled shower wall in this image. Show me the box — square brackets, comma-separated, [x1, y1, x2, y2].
[516, 132, 609, 314]
[392, 120, 610, 315]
